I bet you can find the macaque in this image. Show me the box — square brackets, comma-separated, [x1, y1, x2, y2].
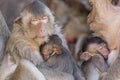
[79, 36, 109, 80]
[0, 1, 68, 80]
[88, 0, 120, 79]
[80, 37, 110, 61]
[39, 35, 85, 80]
[40, 35, 62, 61]
[88, 0, 118, 50]
[9, 35, 74, 80]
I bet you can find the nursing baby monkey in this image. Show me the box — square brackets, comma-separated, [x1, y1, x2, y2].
[39, 34, 85, 80]
[79, 36, 110, 80]
[40, 35, 62, 61]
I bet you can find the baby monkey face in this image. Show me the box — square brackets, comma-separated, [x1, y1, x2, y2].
[41, 43, 62, 61]
[87, 43, 109, 59]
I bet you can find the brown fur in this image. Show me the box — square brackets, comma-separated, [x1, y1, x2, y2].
[8, 59, 46, 80]
[0, 1, 68, 80]
[88, 0, 120, 80]
[82, 54, 108, 80]
[40, 35, 62, 60]
[40, 35, 85, 80]
[88, 0, 120, 50]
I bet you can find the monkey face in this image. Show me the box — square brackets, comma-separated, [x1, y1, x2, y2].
[29, 15, 49, 38]
[87, 43, 109, 59]
[41, 43, 62, 61]
[41, 44, 53, 60]
[31, 15, 49, 25]
[21, 13, 55, 45]
[18, 1, 55, 45]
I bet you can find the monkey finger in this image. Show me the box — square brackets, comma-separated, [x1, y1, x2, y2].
[50, 52, 56, 56]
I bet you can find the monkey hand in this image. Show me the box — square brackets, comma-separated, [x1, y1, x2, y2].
[41, 43, 62, 60]
[30, 51, 44, 65]
[21, 50, 44, 66]
[52, 44, 62, 55]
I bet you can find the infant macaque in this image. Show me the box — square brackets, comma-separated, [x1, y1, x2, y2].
[40, 35, 62, 61]
[80, 36, 110, 80]
[80, 36, 110, 61]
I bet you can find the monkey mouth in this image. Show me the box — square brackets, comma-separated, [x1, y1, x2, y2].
[36, 35, 47, 38]
[50, 52, 56, 56]
[33, 35, 47, 40]
[38, 36, 46, 38]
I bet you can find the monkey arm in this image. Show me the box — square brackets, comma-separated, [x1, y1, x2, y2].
[92, 54, 108, 73]
[9, 38, 43, 65]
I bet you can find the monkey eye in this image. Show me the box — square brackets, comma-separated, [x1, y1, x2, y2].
[98, 43, 106, 50]
[31, 18, 40, 24]
[32, 18, 39, 21]
[41, 16, 48, 23]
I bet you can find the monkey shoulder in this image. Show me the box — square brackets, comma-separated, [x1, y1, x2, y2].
[6, 23, 40, 63]
[8, 23, 38, 49]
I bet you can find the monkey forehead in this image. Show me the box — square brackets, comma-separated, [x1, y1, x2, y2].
[22, 1, 54, 23]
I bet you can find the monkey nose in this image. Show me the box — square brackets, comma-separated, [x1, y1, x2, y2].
[40, 30, 45, 32]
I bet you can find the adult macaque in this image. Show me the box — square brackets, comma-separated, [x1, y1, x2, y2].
[39, 35, 85, 80]
[88, 0, 119, 50]
[0, 1, 69, 80]
[88, 0, 120, 79]
[79, 37, 109, 80]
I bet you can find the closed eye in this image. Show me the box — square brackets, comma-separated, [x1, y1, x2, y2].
[41, 16, 48, 23]
[32, 18, 39, 22]
[31, 18, 40, 24]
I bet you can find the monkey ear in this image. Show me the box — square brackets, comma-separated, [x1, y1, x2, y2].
[14, 16, 22, 24]
[80, 52, 91, 61]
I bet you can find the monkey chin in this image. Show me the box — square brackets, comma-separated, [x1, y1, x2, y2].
[34, 36, 49, 45]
